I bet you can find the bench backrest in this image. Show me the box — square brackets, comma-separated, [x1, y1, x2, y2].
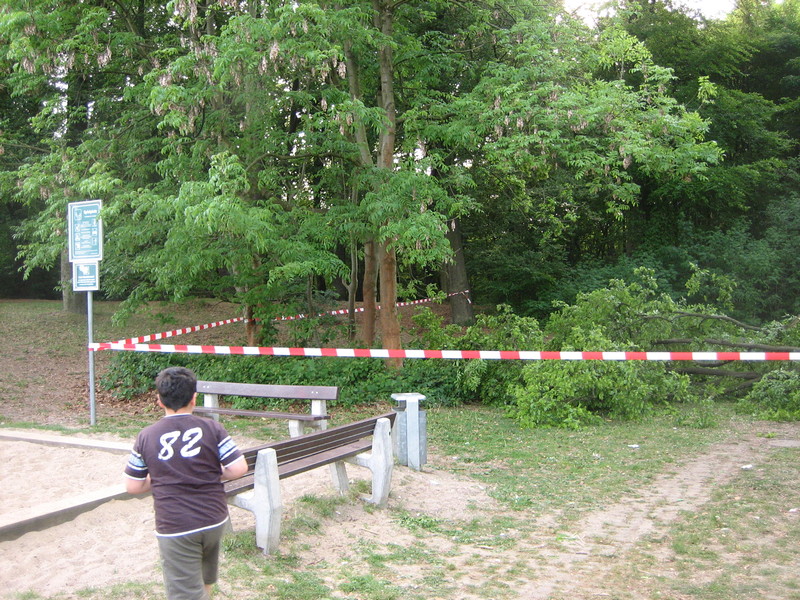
[197, 380, 339, 402]
[193, 406, 329, 422]
[232, 412, 396, 484]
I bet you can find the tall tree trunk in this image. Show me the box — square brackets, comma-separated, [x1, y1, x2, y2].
[347, 236, 358, 341]
[363, 239, 378, 346]
[378, 241, 402, 369]
[440, 218, 474, 325]
[244, 304, 258, 346]
[373, 0, 403, 368]
[344, 39, 378, 347]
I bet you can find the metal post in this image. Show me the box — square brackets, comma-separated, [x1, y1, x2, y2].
[390, 393, 427, 471]
[87, 291, 96, 426]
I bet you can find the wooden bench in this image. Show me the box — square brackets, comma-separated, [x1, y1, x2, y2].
[225, 412, 396, 554]
[194, 380, 337, 437]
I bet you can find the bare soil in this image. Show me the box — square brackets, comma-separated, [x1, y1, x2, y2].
[1, 300, 799, 599]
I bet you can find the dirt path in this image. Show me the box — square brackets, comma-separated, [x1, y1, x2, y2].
[516, 430, 785, 599]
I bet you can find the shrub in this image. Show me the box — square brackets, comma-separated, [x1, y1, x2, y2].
[735, 369, 800, 421]
[508, 327, 691, 429]
[99, 351, 191, 398]
[410, 305, 545, 406]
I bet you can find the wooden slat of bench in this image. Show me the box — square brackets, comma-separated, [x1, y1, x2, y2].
[224, 440, 372, 495]
[278, 440, 372, 477]
[227, 412, 396, 494]
[197, 380, 339, 402]
[193, 406, 329, 422]
[242, 413, 395, 465]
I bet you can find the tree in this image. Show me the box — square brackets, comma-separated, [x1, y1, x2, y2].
[0, 0, 178, 311]
[3, 0, 722, 358]
[453, 9, 720, 311]
[611, 0, 800, 322]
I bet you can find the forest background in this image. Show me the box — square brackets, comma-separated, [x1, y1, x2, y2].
[2, 0, 800, 427]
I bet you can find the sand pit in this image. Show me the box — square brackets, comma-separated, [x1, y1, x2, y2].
[0, 431, 496, 599]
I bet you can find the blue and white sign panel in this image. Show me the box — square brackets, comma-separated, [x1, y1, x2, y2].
[68, 199, 103, 262]
[73, 261, 100, 291]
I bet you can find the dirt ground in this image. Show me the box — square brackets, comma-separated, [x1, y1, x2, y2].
[2, 420, 798, 599]
[1, 300, 800, 599]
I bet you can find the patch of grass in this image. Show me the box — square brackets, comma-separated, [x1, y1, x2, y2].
[359, 540, 442, 569]
[297, 492, 348, 519]
[339, 574, 403, 600]
[428, 404, 736, 522]
[274, 572, 331, 600]
[393, 509, 519, 549]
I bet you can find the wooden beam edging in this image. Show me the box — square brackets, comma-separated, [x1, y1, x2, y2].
[0, 486, 141, 542]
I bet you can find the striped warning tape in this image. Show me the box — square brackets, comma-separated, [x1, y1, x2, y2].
[112, 291, 471, 344]
[88, 344, 800, 361]
[115, 318, 248, 345]
[274, 291, 470, 322]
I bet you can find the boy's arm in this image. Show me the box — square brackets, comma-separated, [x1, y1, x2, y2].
[125, 474, 152, 494]
[221, 455, 248, 481]
[124, 442, 151, 493]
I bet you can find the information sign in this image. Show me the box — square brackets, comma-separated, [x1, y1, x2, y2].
[72, 261, 100, 292]
[68, 199, 103, 262]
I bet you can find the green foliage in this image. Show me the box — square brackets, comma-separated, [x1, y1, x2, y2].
[99, 352, 188, 398]
[736, 369, 800, 421]
[410, 305, 545, 406]
[509, 327, 690, 429]
[507, 269, 744, 428]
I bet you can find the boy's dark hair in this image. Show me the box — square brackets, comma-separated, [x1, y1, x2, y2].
[155, 367, 197, 410]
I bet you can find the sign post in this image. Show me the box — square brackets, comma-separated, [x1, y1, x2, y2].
[68, 200, 103, 426]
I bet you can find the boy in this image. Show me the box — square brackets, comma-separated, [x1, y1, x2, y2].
[124, 367, 248, 600]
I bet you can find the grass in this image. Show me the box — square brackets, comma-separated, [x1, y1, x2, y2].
[427, 403, 737, 519]
[2, 299, 800, 600]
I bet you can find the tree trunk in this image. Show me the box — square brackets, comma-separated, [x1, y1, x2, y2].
[61, 249, 86, 314]
[440, 218, 474, 325]
[362, 239, 378, 346]
[347, 236, 358, 341]
[378, 240, 403, 369]
[373, 0, 403, 366]
[244, 304, 258, 346]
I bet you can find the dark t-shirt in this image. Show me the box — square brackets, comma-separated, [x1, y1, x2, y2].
[124, 413, 243, 536]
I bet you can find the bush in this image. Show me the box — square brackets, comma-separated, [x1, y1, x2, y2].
[99, 351, 192, 398]
[410, 305, 545, 406]
[101, 304, 544, 409]
[735, 369, 800, 421]
[508, 327, 691, 429]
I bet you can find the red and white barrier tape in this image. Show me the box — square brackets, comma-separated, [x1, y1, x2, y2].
[116, 317, 248, 345]
[274, 291, 471, 322]
[113, 291, 471, 344]
[88, 343, 800, 361]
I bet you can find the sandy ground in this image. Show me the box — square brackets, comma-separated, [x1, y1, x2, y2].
[0, 432, 499, 598]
